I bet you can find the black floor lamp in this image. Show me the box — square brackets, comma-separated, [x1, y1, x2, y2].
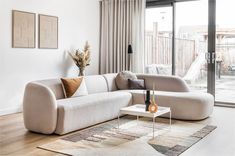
[128, 44, 133, 71]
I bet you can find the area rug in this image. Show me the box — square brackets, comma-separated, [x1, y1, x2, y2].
[38, 116, 216, 156]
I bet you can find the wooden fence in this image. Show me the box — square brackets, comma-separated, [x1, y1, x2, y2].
[145, 35, 196, 76]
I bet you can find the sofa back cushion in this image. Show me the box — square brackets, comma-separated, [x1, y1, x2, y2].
[84, 75, 108, 94]
[36, 79, 65, 99]
[33, 75, 109, 100]
[137, 74, 190, 92]
[103, 73, 118, 91]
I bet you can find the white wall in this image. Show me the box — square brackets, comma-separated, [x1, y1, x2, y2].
[0, 0, 100, 115]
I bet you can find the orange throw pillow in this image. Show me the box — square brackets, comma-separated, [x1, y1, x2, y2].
[61, 77, 88, 98]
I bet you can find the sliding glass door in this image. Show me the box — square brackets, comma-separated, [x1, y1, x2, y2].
[145, 0, 234, 106]
[145, 0, 209, 93]
[215, 0, 235, 104]
[175, 0, 208, 93]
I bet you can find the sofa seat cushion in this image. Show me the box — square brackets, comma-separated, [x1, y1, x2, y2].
[117, 90, 214, 120]
[55, 92, 132, 135]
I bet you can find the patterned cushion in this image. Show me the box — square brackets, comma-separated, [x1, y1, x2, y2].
[61, 77, 88, 98]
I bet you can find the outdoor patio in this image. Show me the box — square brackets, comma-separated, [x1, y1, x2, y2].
[189, 75, 235, 104]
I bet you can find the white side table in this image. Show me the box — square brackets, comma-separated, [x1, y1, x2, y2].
[118, 104, 171, 138]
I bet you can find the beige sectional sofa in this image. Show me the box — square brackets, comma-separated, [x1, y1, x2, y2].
[23, 73, 214, 135]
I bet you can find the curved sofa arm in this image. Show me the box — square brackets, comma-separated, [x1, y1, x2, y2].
[137, 74, 190, 92]
[23, 82, 57, 134]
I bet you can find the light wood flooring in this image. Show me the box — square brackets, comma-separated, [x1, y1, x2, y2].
[0, 113, 64, 156]
[0, 106, 234, 156]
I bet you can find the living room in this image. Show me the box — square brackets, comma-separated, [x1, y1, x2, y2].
[0, 0, 234, 156]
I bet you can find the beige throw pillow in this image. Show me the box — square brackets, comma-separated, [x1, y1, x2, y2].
[115, 71, 137, 90]
[61, 77, 88, 98]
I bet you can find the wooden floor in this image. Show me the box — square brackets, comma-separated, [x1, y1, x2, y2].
[0, 106, 235, 156]
[0, 113, 65, 156]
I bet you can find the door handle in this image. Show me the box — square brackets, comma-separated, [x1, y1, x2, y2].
[212, 52, 216, 64]
[205, 52, 216, 64]
[205, 52, 210, 63]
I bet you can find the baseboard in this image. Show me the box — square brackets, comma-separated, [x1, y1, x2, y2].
[215, 101, 235, 108]
[0, 106, 22, 116]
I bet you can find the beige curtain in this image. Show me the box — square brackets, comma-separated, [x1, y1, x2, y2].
[99, 0, 145, 74]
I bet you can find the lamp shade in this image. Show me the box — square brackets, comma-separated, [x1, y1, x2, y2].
[128, 44, 133, 54]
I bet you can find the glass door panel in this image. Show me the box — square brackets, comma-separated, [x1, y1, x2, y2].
[175, 0, 208, 93]
[216, 0, 235, 104]
[145, 7, 172, 75]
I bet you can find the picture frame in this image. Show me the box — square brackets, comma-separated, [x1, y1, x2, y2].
[12, 10, 36, 48]
[38, 14, 58, 49]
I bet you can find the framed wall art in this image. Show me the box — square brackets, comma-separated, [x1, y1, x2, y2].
[38, 14, 58, 49]
[12, 10, 36, 48]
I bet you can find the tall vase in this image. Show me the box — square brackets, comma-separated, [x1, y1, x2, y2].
[79, 67, 85, 76]
[149, 86, 158, 113]
[145, 90, 151, 111]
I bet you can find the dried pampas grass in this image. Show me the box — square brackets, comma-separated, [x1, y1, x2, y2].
[68, 41, 91, 76]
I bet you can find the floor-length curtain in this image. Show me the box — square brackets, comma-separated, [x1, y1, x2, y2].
[99, 0, 146, 74]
